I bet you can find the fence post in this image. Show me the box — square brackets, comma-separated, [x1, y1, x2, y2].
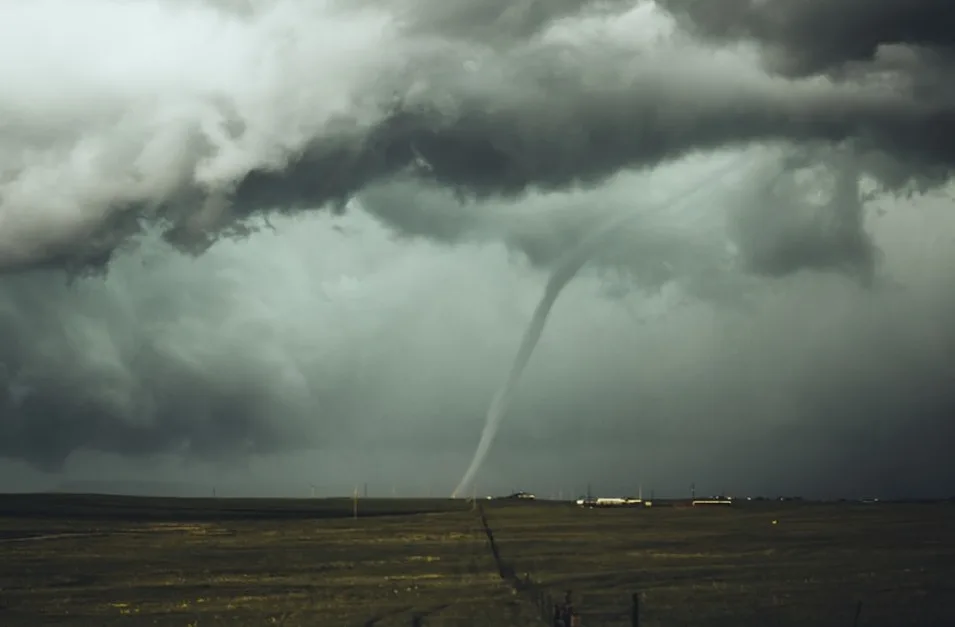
[631, 591, 640, 627]
[852, 600, 862, 627]
[411, 613, 422, 627]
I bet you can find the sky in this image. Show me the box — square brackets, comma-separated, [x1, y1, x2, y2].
[1, 0, 954, 500]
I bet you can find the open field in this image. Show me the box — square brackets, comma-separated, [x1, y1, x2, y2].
[483, 500, 955, 627]
[0, 493, 470, 522]
[0, 494, 530, 626]
[0, 495, 953, 626]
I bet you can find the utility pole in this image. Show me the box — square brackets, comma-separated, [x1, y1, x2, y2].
[353, 486, 359, 520]
[691, 483, 696, 500]
[363, 483, 368, 499]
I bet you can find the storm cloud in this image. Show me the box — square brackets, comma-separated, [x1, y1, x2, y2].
[1, 0, 954, 498]
[656, 0, 955, 78]
[1, 0, 954, 272]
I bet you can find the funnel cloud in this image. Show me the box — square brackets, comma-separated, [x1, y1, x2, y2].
[1, 0, 954, 499]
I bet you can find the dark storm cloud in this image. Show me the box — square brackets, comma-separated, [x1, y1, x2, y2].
[2, 0, 954, 274]
[656, 0, 955, 77]
[0, 274, 299, 471]
[729, 146, 879, 281]
[188, 55, 955, 260]
[355, 144, 889, 290]
[364, 255, 955, 499]
[0, 219, 392, 471]
[232, 68, 948, 202]
[1, 0, 954, 497]
[384, 0, 616, 42]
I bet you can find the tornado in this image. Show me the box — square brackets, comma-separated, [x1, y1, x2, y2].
[451, 155, 753, 498]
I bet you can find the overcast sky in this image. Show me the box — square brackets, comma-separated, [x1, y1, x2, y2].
[1, 0, 954, 499]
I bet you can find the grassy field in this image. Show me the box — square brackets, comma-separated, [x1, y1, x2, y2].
[483, 500, 955, 627]
[0, 495, 953, 626]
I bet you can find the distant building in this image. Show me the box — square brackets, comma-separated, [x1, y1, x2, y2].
[575, 497, 646, 508]
[692, 498, 733, 506]
[501, 491, 536, 500]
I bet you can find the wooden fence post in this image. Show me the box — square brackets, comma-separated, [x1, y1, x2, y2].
[631, 591, 640, 627]
[852, 600, 862, 627]
[411, 613, 422, 627]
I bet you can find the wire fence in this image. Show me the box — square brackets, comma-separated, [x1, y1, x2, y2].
[476, 501, 587, 626]
[459, 502, 954, 627]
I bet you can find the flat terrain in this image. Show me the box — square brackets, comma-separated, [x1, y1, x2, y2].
[483, 501, 955, 627]
[0, 495, 953, 626]
[0, 494, 527, 626]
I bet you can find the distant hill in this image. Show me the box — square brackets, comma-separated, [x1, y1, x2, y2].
[53, 479, 214, 498]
